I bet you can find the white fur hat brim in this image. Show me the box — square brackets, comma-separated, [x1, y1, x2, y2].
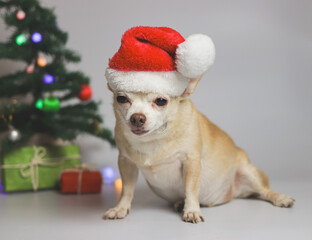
[106, 68, 189, 96]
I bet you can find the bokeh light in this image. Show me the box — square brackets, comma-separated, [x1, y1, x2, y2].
[37, 57, 47, 67]
[16, 10, 26, 20]
[114, 178, 122, 195]
[35, 99, 43, 109]
[43, 74, 54, 84]
[26, 64, 34, 74]
[101, 167, 115, 184]
[16, 34, 26, 45]
[31, 32, 42, 43]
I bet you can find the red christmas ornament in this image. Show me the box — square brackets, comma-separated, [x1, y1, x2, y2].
[77, 84, 92, 101]
[16, 10, 26, 20]
[26, 64, 34, 74]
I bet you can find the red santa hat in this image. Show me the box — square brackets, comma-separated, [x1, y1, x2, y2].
[106, 26, 215, 96]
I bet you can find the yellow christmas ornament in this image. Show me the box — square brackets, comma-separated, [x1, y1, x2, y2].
[37, 56, 47, 67]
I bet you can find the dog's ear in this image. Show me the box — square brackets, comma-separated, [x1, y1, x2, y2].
[107, 83, 114, 92]
[180, 76, 202, 98]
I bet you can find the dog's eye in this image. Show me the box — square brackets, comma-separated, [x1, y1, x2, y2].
[117, 96, 129, 103]
[155, 98, 167, 106]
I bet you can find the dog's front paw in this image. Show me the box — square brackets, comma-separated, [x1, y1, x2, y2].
[182, 210, 205, 223]
[103, 207, 130, 220]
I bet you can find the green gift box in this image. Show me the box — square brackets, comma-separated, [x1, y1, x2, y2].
[1, 145, 81, 192]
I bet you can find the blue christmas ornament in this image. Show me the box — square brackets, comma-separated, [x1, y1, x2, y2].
[31, 32, 42, 43]
[43, 74, 54, 84]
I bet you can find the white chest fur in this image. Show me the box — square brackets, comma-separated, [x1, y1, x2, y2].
[125, 133, 234, 205]
[135, 152, 235, 205]
[138, 152, 185, 203]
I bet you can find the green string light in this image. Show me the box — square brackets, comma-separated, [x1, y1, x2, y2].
[35, 99, 43, 109]
[16, 34, 26, 45]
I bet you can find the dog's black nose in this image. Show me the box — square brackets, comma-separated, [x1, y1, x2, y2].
[130, 113, 146, 128]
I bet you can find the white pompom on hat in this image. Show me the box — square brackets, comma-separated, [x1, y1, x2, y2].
[106, 26, 215, 96]
[176, 34, 215, 79]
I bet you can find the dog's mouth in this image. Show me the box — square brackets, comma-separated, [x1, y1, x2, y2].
[131, 129, 149, 136]
[130, 122, 168, 136]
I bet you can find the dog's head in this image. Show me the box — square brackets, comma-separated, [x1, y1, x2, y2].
[105, 27, 215, 138]
[108, 77, 201, 137]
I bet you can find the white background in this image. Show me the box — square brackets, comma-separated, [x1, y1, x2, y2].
[1, 0, 311, 180]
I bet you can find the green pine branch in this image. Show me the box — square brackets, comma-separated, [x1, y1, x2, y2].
[0, 0, 115, 155]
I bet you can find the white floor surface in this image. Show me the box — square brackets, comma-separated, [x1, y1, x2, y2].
[0, 177, 311, 240]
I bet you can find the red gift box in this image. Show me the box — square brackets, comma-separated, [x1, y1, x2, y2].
[60, 167, 102, 194]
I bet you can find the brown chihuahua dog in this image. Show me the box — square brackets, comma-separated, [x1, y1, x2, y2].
[103, 26, 294, 223]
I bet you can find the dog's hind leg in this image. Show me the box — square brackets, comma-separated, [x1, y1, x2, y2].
[233, 148, 295, 207]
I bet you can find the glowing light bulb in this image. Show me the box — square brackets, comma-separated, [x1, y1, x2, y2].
[114, 178, 122, 194]
[26, 64, 34, 74]
[35, 99, 44, 109]
[43, 74, 54, 84]
[37, 57, 47, 67]
[16, 10, 26, 20]
[31, 32, 42, 43]
[16, 34, 26, 45]
[102, 167, 115, 184]
[0, 178, 4, 193]
[8, 128, 21, 142]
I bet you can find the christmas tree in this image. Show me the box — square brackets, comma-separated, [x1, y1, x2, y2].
[0, 0, 114, 154]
